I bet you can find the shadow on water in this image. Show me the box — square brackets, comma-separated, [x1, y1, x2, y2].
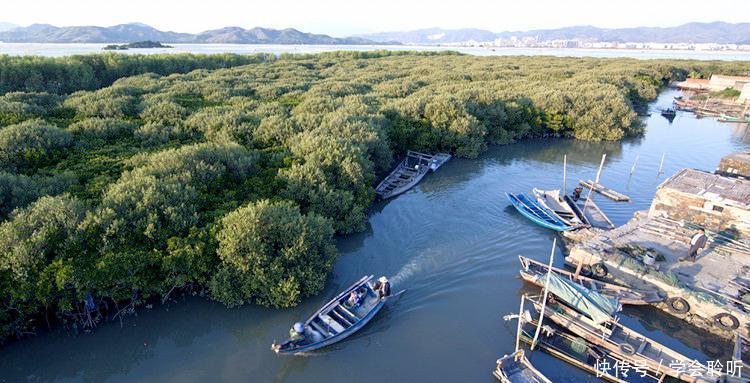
[1, 88, 750, 383]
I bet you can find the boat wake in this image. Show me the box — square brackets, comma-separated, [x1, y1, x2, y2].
[389, 247, 444, 286]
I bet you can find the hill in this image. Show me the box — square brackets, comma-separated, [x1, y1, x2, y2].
[358, 22, 750, 45]
[0, 23, 385, 44]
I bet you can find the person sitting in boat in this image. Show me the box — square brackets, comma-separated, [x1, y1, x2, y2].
[572, 187, 583, 201]
[346, 290, 362, 308]
[289, 322, 306, 342]
[377, 276, 391, 299]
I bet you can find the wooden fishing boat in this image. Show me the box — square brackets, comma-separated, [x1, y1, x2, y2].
[531, 188, 587, 228]
[518, 256, 663, 306]
[272, 275, 392, 354]
[660, 108, 676, 118]
[518, 321, 665, 383]
[526, 295, 716, 383]
[506, 192, 576, 232]
[566, 194, 615, 229]
[375, 151, 451, 199]
[719, 114, 750, 123]
[579, 180, 630, 202]
[493, 350, 552, 383]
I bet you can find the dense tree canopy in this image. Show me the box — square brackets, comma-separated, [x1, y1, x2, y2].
[0, 50, 746, 343]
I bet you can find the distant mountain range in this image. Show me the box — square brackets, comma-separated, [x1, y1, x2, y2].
[0, 23, 386, 45]
[1, 21, 749, 45]
[358, 22, 750, 45]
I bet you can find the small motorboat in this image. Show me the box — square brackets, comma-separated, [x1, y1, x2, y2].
[506, 192, 576, 231]
[493, 349, 552, 383]
[660, 107, 676, 122]
[518, 256, 663, 305]
[272, 275, 397, 355]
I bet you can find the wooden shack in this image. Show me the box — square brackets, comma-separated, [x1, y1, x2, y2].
[648, 168, 750, 237]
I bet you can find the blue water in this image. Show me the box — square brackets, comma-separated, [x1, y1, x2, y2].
[0, 89, 748, 382]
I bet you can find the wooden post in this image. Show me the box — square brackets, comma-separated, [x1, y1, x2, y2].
[531, 238, 556, 350]
[562, 154, 567, 194]
[514, 295, 525, 353]
[630, 153, 640, 176]
[658, 153, 666, 175]
[583, 154, 606, 212]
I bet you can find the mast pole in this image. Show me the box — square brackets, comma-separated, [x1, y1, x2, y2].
[531, 238, 556, 350]
[563, 154, 567, 194]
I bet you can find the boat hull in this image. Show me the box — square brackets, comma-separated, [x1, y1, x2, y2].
[506, 192, 576, 232]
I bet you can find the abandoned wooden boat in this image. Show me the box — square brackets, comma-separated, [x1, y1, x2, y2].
[531, 188, 587, 228]
[518, 256, 663, 305]
[518, 320, 665, 383]
[579, 180, 631, 202]
[566, 194, 615, 229]
[506, 192, 576, 232]
[527, 294, 716, 383]
[375, 150, 451, 199]
[272, 275, 392, 355]
[493, 350, 552, 383]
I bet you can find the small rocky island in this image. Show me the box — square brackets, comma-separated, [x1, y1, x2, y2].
[103, 41, 172, 50]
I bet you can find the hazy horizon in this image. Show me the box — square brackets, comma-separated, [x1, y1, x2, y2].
[3, 0, 749, 37]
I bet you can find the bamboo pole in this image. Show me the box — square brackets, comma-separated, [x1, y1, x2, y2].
[630, 153, 640, 176]
[583, 154, 606, 212]
[562, 154, 567, 194]
[657, 153, 666, 175]
[514, 295, 526, 352]
[531, 238, 556, 350]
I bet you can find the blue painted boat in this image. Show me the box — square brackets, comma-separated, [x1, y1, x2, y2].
[506, 192, 575, 231]
[272, 275, 393, 355]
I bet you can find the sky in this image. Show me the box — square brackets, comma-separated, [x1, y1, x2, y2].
[3, 0, 750, 36]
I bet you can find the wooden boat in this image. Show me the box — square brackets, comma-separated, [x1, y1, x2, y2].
[375, 151, 451, 199]
[518, 320, 664, 383]
[719, 114, 750, 123]
[519, 256, 663, 306]
[272, 275, 391, 354]
[526, 295, 716, 383]
[531, 188, 587, 228]
[579, 180, 630, 202]
[493, 350, 552, 383]
[660, 108, 676, 117]
[506, 192, 576, 232]
[566, 194, 615, 229]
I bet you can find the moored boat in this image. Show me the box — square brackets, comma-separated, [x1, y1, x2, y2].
[506, 192, 577, 232]
[518, 256, 663, 305]
[272, 275, 395, 355]
[493, 350, 552, 383]
[375, 150, 451, 199]
[517, 318, 665, 383]
[526, 293, 717, 383]
[531, 188, 587, 228]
